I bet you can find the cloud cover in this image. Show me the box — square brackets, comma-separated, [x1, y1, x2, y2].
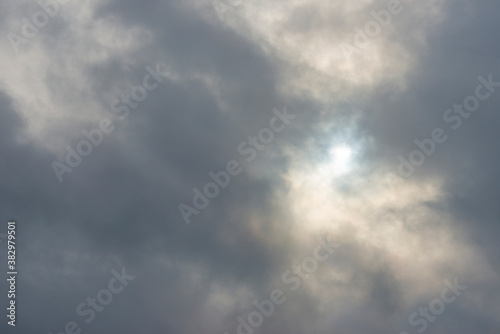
[0, 0, 499, 333]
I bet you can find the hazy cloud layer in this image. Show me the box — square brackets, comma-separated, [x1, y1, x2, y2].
[0, 0, 499, 333]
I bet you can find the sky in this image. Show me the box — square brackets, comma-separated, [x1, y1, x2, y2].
[0, 0, 499, 333]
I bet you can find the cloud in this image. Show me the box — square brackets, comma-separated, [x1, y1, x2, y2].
[0, 0, 499, 333]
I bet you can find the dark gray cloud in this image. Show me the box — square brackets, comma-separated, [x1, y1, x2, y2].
[0, 0, 499, 333]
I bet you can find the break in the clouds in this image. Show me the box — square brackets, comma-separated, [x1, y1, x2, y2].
[0, 0, 499, 333]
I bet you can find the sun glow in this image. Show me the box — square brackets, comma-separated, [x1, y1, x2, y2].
[329, 145, 353, 175]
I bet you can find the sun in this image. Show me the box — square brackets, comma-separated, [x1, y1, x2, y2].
[329, 145, 353, 175]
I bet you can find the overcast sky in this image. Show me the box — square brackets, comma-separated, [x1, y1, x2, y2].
[1, 0, 499, 333]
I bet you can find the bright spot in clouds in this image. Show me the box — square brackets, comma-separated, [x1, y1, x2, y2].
[329, 145, 353, 175]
